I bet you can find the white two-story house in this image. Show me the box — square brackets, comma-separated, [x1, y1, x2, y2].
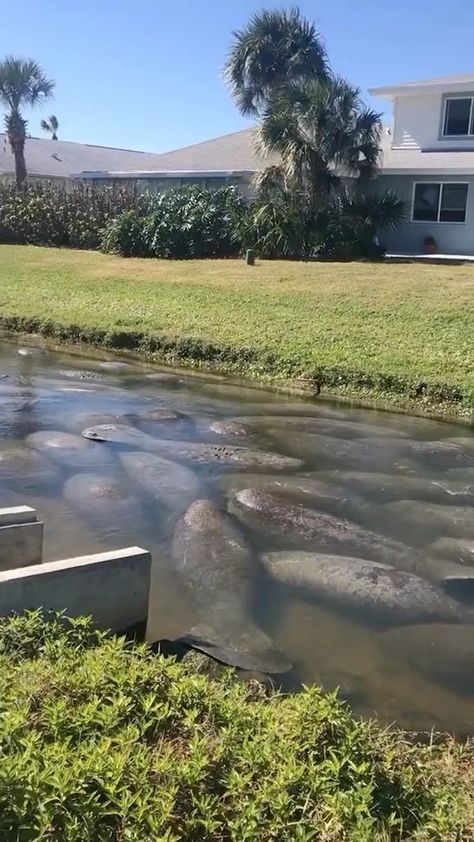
[370, 73, 474, 255]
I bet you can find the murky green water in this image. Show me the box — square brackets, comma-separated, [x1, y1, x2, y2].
[1, 340, 474, 734]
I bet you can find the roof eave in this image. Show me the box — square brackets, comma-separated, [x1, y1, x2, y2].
[370, 80, 474, 99]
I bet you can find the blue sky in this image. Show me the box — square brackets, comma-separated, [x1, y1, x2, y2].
[1, 0, 474, 152]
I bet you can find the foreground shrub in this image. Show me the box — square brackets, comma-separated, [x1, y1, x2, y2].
[0, 182, 137, 249]
[0, 610, 472, 841]
[101, 185, 247, 258]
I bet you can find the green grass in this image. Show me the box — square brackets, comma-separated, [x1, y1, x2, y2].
[1, 245, 473, 414]
[0, 611, 473, 841]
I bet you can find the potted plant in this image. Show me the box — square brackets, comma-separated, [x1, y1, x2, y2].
[423, 235, 438, 255]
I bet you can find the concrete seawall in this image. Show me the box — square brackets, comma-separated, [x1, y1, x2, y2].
[0, 547, 151, 634]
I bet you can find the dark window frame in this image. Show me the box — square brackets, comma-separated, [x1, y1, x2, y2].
[412, 182, 469, 224]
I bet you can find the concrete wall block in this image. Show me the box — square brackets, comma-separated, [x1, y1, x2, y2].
[0, 546, 151, 634]
[0, 506, 38, 527]
[0, 521, 44, 571]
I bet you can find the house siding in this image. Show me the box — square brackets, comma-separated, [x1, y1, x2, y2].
[378, 174, 474, 255]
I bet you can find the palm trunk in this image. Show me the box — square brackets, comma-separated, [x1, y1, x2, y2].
[11, 137, 27, 186]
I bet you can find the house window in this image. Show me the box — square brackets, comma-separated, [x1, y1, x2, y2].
[412, 183, 468, 223]
[443, 97, 474, 136]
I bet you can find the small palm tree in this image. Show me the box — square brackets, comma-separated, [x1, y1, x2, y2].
[0, 56, 55, 185]
[224, 7, 328, 117]
[254, 76, 382, 198]
[41, 114, 59, 140]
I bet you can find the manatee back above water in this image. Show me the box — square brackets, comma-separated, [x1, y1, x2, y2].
[262, 552, 469, 626]
[172, 499, 290, 673]
[82, 424, 303, 470]
[229, 488, 420, 571]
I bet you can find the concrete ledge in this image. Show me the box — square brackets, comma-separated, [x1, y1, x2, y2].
[0, 546, 151, 634]
[0, 505, 43, 571]
[0, 506, 38, 527]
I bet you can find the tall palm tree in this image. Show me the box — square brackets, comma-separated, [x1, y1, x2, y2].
[254, 76, 382, 198]
[224, 8, 329, 117]
[41, 114, 59, 140]
[0, 56, 55, 186]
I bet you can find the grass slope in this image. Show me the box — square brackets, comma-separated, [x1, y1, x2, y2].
[0, 611, 473, 841]
[1, 245, 473, 413]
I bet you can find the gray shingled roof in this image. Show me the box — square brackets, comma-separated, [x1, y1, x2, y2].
[0, 128, 268, 179]
[0, 134, 168, 179]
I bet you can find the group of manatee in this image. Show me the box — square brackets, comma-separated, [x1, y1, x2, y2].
[4, 347, 474, 700]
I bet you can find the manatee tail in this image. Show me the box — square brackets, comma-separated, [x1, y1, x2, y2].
[176, 621, 291, 675]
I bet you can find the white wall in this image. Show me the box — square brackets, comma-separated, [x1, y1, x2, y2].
[393, 93, 474, 151]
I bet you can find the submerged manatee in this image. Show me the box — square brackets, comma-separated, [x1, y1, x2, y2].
[267, 432, 414, 471]
[171, 499, 290, 673]
[429, 537, 474, 565]
[26, 430, 115, 470]
[218, 473, 349, 510]
[119, 451, 202, 514]
[261, 552, 469, 626]
[234, 415, 408, 440]
[82, 424, 303, 470]
[63, 472, 149, 541]
[324, 471, 474, 505]
[385, 500, 474, 540]
[381, 625, 474, 693]
[229, 489, 420, 571]
[0, 443, 60, 490]
[400, 440, 474, 468]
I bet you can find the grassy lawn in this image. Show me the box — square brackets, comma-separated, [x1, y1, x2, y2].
[1, 245, 473, 412]
[1, 611, 473, 840]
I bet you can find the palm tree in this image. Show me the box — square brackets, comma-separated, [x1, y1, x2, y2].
[41, 114, 59, 140]
[224, 8, 329, 117]
[0, 56, 55, 186]
[254, 76, 382, 198]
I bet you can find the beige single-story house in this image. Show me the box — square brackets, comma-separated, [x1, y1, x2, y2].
[2, 72, 474, 254]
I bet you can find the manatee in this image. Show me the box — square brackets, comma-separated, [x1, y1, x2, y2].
[98, 360, 132, 372]
[218, 473, 348, 510]
[145, 372, 183, 384]
[446, 436, 474, 453]
[172, 500, 290, 673]
[324, 471, 474, 505]
[228, 489, 420, 571]
[385, 500, 474, 540]
[266, 432, 414, 471]
[63, 472, 149, 541]
[429, 537, 474, 565]
[17, 346, 45, 357]
[261, 552, 469, 626]
[26, 430, 115, 470]
[210, 420, 254, 438]
[381, 625, 474, 693]
[234, 415, 408, 440]
[119, 451, 202, 514]
[400, 440, 474, 467]
[82, 424, 303, 470]
[0, 443, 60, 490]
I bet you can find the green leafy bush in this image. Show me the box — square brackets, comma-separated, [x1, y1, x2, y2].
[101, 185, 247, 259]
[0, 182, 137, 249]
[236, 188, 406, 259]
[0, 610, 472, 841]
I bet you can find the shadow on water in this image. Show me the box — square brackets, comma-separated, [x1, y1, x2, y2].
[1, 339, 474, 734]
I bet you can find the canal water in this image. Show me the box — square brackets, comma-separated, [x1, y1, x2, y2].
[1, 340, 474, 735]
